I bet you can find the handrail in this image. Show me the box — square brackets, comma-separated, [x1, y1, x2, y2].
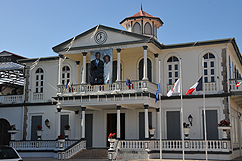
[57, 139, 86, 160]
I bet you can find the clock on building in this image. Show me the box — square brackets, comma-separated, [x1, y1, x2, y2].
[94, 30, 107, 44]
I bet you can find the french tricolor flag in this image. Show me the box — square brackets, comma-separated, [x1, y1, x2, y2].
[185, 77, 203, 95]
[236, 80, 242, 87]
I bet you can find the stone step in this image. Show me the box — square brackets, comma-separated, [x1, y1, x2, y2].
[72, 148, 108, 159]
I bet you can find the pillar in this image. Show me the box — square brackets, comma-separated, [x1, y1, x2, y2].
[143, 46, 148, 80]
[76, 61, 80, 84]
[75, 110, 79, 139]
[58, 55, 63, 85]
[116, 49, 121, 82]
[82, 52, 87, 84]
[154, 54, 159, 84]
[81, 106, 86, 139]
[57, 106, 62, 138]
[144, 104, 149, 139]
[117, 105, 121, 139]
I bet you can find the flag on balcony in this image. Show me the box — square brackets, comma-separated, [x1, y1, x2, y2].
[71, 83, 74, 92]
[167, 78, 180, 97]
[236, 80, 242, 87]
[65, 82, 70, 90]
[125, 78, 131, 89]
[185, 77, 203, 95]
[155, 82, 161, 103]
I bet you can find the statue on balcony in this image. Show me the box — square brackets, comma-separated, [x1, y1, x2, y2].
[90, 52, 104, 85]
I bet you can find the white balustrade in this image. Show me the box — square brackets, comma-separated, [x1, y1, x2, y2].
[10, 140, 77, 151]
[0, 95, 24, 104]
[58, 140, 86, 160]
[118, 140, 231, 152]
[58, 80, 157, 95]
[33, 93, 44, 101]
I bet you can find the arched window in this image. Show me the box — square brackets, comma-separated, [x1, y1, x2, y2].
[144, 22, 152, 35]
[133, 22, 141, 34]
[203, 53, 215, 83]
[35, 68, 44, 93]
[62, 66, 70, 85]
[167, 56, 179, 85]
[139, 58, 152, 81]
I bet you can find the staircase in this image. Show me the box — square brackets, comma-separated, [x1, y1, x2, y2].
[72, 148, 108, 159]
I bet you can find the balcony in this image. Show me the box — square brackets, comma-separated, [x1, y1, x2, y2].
[230, 79, 242, 92]
[57, 80, 157, 97]
[0, 95, 24, 104]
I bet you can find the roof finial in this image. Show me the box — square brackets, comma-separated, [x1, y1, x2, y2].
[140, 3, 143, 11]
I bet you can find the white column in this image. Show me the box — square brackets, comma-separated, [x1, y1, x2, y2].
[116, 49, 121, 82]
[154, 54, 159, 84]
[81, 107, 86, 139]
[143, 46, 148, 80]
[57, 106, 62, 138]
[117, 105, 121, 139]
[58, 55, 63, 85]
[75, 110, 79, 139]
[82, 52, 87, 84]
[144, 104, 149, 139]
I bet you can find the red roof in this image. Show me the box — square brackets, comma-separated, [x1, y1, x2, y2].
[129, 4, 159, 19]
[120, 4, 163, 27]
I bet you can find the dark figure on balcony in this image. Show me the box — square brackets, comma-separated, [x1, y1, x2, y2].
[90, 52, 104, 85]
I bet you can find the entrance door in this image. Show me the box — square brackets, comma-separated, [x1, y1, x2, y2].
[85, 114, 93, 148]
[107, 113, 125, 146]
[0, 119, 10, 145]
[139, 112, 152, 140]
[202, 110, 218, 140]
[31, 116, 42, 140]
[167, 111, 181, 140]
[61, 115, 69, 136]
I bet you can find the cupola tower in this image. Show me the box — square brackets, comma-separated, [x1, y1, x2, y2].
[119, 4, 164, 39]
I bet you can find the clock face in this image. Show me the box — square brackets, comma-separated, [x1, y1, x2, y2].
[94, 30, 107, 44]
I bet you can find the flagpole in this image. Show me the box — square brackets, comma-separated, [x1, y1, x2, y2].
[180, 58, 185, 161]
[202, 58, 208, 161]
[159, 60, 162, 160]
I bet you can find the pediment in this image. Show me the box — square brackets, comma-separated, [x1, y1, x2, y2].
[53, 25, 155, 53]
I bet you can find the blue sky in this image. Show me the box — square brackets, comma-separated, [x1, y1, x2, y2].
[1, 0, 242, 58]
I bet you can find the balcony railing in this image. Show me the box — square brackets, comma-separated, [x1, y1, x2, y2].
[0, 95, 24, 104]
[118, 139, 231, 152]
[230, 78, 242, 92]
[58, 80, 157, 96]
[167, 82, 217, 94]
[33, 93, 44, 101]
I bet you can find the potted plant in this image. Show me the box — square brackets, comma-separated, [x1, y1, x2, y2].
[64, 125, 70, 139]
[149, 125, 156, 139]
[183, 122, 190, 139]
[108, 133, 116, 150]
[218, 119, 231, 139]
[8, 124, 19, 141]
[58, 134, 65, 150]
[36, 125, 43, 140]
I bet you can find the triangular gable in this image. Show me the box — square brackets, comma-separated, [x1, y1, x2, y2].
[52, 25, 162, 53]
